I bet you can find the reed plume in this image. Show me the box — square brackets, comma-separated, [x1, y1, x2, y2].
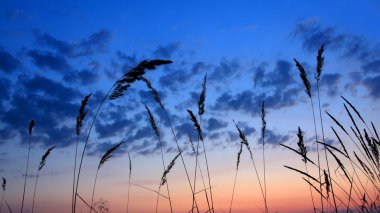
[294, 58, 311, 98]
[141, 76, 200, 213]
[90, 142, 124, 213]
[233, 120, 266, 210]
[73, 93, 91, 213]
[198, 73, 207, 116]
[32, 146, 55, 213]
[74, 59, 171, 213]
[161, 152, 181, 186]
[261, 101, 268, 213]
[109, 60, 172, 100]
[145, 104, 173, 213]
[229, 142, 243, 213]
[21, 119, 35, 213]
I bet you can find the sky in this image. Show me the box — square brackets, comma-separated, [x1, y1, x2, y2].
[1, 0, 380, 212]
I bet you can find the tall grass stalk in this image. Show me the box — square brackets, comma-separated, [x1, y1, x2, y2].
[188, 132, 211, 212]
[196, 73, 213, 213]
[0, 177, 6, 213]
[72, 94, 91, 213]
[261, 101, 268, 213]
[314, 45, 338, 213]
[126, 150, 132, 213]
[229, 143, 243, 213]
[73, 60, 171, 213]
[294, 58, 324, 212]
[21, 120, 35, 213]
[140, 77, 200, 213]
[144, 104, 173, 213]
[31, 146, 55, 213]
[90, 142, 124, 213]
[233, 120, 266, 210]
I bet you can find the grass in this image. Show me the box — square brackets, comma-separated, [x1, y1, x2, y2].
[1, 47, 379, 213]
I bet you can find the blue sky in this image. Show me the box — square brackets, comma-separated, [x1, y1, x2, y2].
[1, 0, 380, 212]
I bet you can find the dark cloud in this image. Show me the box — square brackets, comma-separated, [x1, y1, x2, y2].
[260, 129, 290, 146]
[0, 48, 20, 73]
[95, 118, 133, 139]
[0, 76, 81, 147]
[362, 75, 380, 99]
[33, 30, 111, 58]
[210, 58, 240, 81]
[212, 87, 300, 116]
[139, 89, 167, 106]
[175, 122, 198, 140]
[27, 50, 71, 72]
[254, 60, 295, 90]
[292, 18, 349, 52]
[0, 77, 11, 107]
[362, 59, 380, 74]
[206, 117, 228, 132]
[63, 69, 99, 85]
[292, 18, 380, 62]
[158, 61, 209, 92]
[320, 73, 341, 97]
[153, 42, 181, 58]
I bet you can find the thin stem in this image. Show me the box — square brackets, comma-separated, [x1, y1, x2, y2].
[305, 163, 317, 213]
[72, 137, 79, 213]
[228, 166, 239, 213]
[316, 82, 338, 213]
[155, 136, 173, 213]
[31, 171, 40, 213]
[0, 190, 5, 213]
[73, 83, 116, 213]
[198, 116, 213, 213]
[89, 169, 99, 213]
[21, 133, 32, 213]
[163, 109, 200, 213]
[309, 96, 324, 212]
[126, 151, 131, 213]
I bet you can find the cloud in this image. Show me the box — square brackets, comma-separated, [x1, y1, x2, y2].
[212, 87, 300, 116]
[292, 19, 380, 100]
[33, 29, 111, 58]
[0, 77, 11, 107]
[260, 129, 290, 146]
[254, 60, 295, 90]
[63, 69, 99, 85]
[210, 58, 240, 81]
[158, 61, 209, 91]
[291, 18, 349, 52]
[153, 42, 181, 58]
[205, 117, 228, 132]
[27, 50, 71, 72]
[0, 48, 20, 73]
[0, 76, 81, 147]
[320, 73, 342, 97]
[95, 118, 133, 139]
[362, 75, 380, 99]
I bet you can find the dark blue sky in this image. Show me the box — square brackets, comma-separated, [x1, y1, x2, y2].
[1, 1, 380, 212]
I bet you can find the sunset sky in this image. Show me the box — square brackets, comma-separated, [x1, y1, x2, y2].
[1, 1, 380, 212]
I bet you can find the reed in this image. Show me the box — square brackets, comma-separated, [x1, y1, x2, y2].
[72, 93, 91, 213]
[21, 119, 35, 213]
[90, 142, 124, 213]
[0, 177, 6, 213]
[31, 146, 55, 213]
[73, 59, 171, 213]
[144, 104, 173, 213]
